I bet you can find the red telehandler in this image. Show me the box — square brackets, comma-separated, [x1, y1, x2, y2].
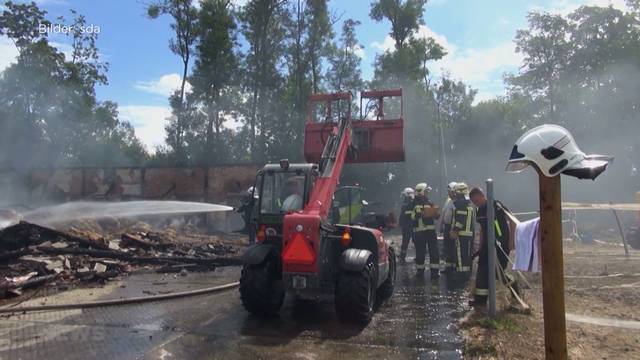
[239, 89, 404, 324]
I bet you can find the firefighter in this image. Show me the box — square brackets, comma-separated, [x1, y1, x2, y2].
[399, 187, 415, 263]
[469, 186, 518, 306]
[449, 182, 474, 274]
[440, 182, 457, 272]
[412, 183, 440, 279]
[237, 187, 257, 243]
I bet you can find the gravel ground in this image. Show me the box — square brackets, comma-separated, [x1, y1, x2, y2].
[461, 240, 640, 359]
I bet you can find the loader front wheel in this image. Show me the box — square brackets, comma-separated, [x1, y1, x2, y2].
[335, 256, 376, 324]
[240, 256, 284, 316]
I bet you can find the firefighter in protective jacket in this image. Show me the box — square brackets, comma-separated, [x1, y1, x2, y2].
[399, 187, 415, 263]
[448, 182, 474, 274]
[469, 186, 518, 306]
[412, 183, 440, 279]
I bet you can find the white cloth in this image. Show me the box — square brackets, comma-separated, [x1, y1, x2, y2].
[513, 217, 540, 272]
[439, 198, 455, 231]
[282, 194, 303, 211]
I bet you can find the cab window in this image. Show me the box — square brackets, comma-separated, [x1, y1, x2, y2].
[259, 172, 307, 214]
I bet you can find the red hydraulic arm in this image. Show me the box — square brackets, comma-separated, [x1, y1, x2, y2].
[282, 89, 404, 273]
[282, 94, 354, 273]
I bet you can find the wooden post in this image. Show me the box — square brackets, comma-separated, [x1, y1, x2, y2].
[486, 179, 497, 318]
[538, 173, 567, 360]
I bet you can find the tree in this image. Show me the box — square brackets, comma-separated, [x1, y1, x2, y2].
[147, 0, 199, 163]
[369, 0, 443, 86]
[326, 19, 364, 94]
[239, 0, 287, 162]
[304, 0, 332, 93]
[370, 0, 427, 50]
[508, 11, 572, 121]
[0, 1, 147, 168]
[190, 0, 239, 165]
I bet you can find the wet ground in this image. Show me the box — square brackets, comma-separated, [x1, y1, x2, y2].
[0, 252, 470, 360]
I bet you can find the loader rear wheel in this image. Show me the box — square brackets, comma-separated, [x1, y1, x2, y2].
[378, 246, 396, 300]
[240, 257, 284, 316]
[335, 257, 376, 324]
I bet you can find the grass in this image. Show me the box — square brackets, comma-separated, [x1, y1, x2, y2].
[472, 316, 521, 332]
[463, 342, 498, 357]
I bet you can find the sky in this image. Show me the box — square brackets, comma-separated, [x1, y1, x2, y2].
[0, 0, 629, 151]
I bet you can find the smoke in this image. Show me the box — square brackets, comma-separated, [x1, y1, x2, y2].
[341, 62, 639, 240]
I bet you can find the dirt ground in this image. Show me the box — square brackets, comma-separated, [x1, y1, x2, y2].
[461, 240, 640, 359]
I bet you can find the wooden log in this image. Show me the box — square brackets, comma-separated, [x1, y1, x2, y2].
[0, 221, 109, 251]
[0, 274, 58, 292]
[0, 248, 32, 262]
[538, 173, 567, 360]
[121, 233, 154, 249]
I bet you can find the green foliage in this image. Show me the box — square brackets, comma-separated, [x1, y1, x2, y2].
[239, 0, 288, 162]
[3, 0, 638, 205]
[190, 0, 240, 165]
[326, 19, 363, 94]
[369, 0, 427, 50]
[471, 316, 521, 332]
[0, 1, 148, 168]
[506, 4, 640, 187]
[0, 1, 49, 50]
[305, 0, 333, 93]
[463, 342, 498, 357]
[146, 0, 199, 163]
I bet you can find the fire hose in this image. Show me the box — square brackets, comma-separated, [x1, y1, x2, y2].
[0, 281, 239, 314]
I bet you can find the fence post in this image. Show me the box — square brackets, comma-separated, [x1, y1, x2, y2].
[539, 173, 567, 359]
[486, 179, 496, 318]
[610, 202, 629, 258]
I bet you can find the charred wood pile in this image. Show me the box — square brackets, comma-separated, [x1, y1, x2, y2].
[0, 221, 243, 300]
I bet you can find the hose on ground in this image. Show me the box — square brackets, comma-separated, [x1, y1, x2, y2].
[0, 281, 239, 314]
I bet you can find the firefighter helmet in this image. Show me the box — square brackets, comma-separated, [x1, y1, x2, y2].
[453, 182, 469, 195]
[247, 186, 258, 199]
[506, 124, 613, 180]
[447, 182, 457, 191]
[415, 183, 431, 195]
[402, 187, 415, 198]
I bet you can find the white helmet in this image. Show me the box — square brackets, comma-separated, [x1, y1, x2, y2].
[453, 182, 469, 195]
[415, 182, 431, 195]
[506, 124, 613, 180]
[247, 186, 258, 199]
[402, 187, 415, 198]
[447, 182, 458, 191]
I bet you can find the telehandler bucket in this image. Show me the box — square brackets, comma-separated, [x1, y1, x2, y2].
[303, 89, 405, 164]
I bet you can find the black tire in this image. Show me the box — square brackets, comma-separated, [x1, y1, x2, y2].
[335, 256, 377, 324]
[378, 246, 396, 300]
[239, 257, 284, 316]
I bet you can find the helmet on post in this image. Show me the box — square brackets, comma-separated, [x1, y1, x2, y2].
[414, 183, 431, 196]
[506, 124, 613, 180]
